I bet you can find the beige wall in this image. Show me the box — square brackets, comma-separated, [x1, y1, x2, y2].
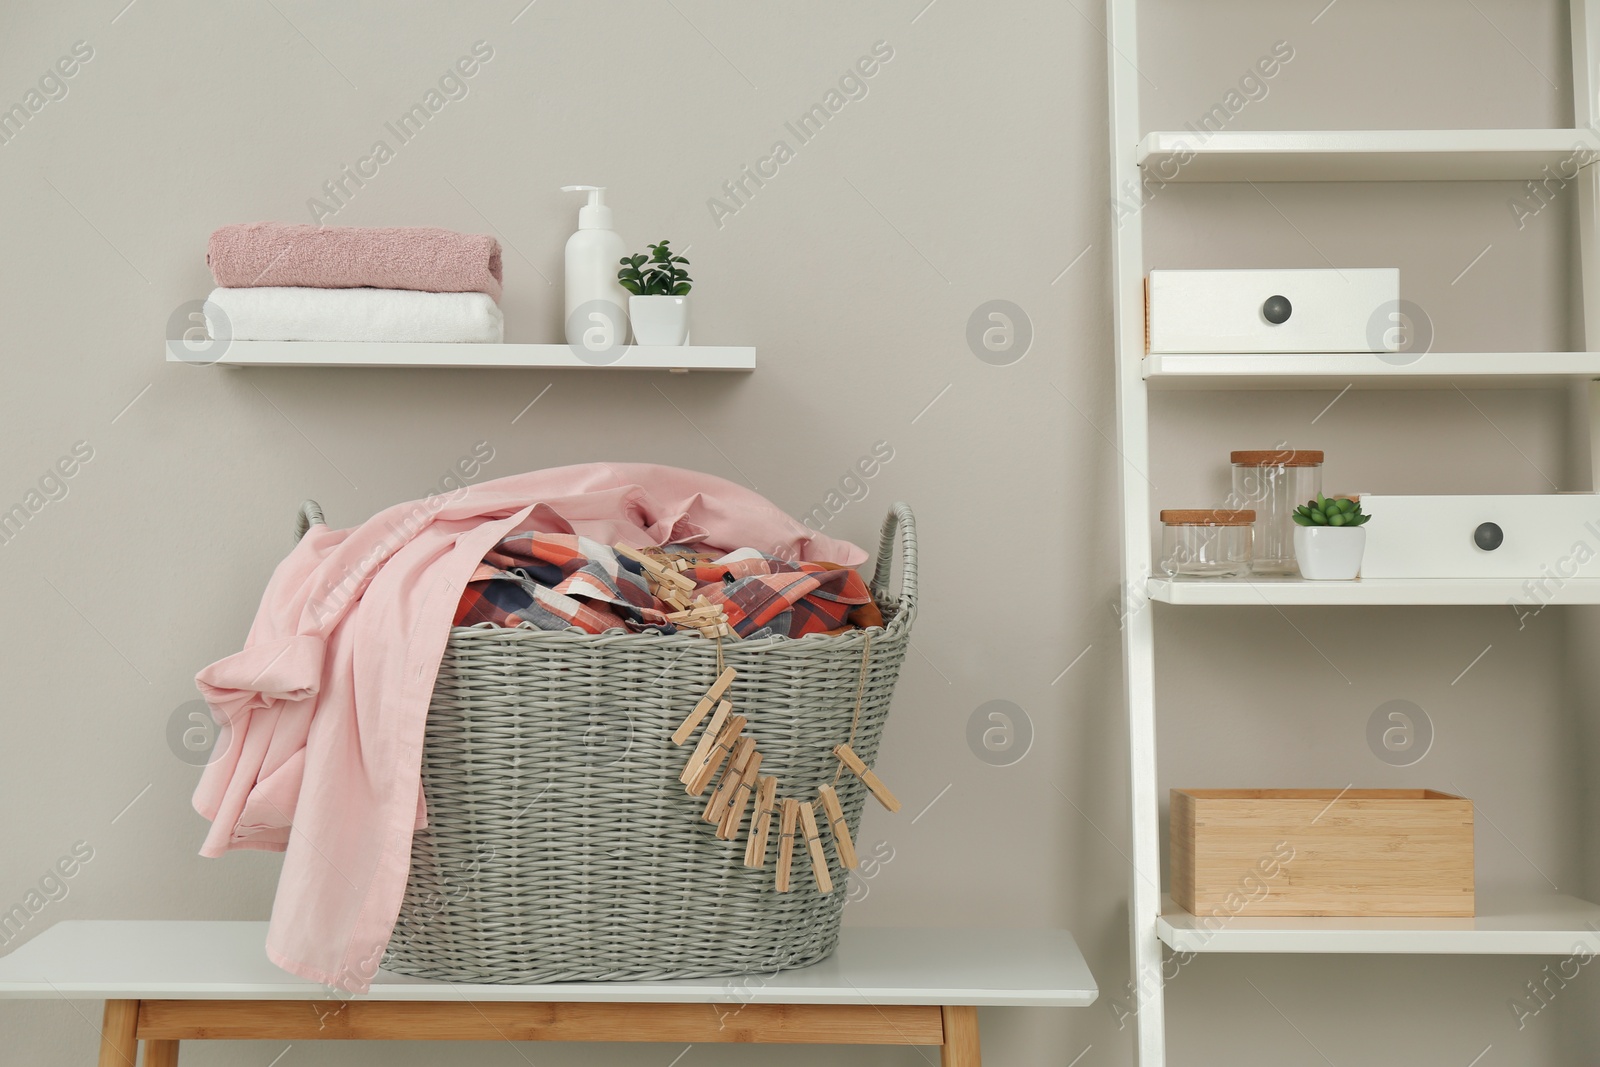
[0, 0, 1594, 1063]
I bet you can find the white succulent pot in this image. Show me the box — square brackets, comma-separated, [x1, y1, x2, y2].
[1294, 525, 1367, 580]
[628, 295, 690, 346]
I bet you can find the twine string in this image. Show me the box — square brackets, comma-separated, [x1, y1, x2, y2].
[833, 632, 872, 786]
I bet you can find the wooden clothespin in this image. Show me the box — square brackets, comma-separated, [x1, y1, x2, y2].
[679, 700, 731, 781]
[614, 542, 667, 575]
[653, 561, 696, 594]
[685, 603, 726, 637]
[816, 784, 858, 869]
[704, 736, 755, 823]
[667, 604, 729, 639]
[832, 744, 901, 813]
[670, 667, 736, 746]
[797, 800, 833, 894]
[654, 570, 690, 597]
[775, 798, 800, 893]
[702, 753, 739, 823]
[744, 777, 778, 868]
[615, 542, 696, 596]
[728, 735, 757, 776]
[685, 714, 746, 796]
[718, 750, 763, 841]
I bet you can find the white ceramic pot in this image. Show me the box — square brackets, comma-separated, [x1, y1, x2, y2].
[628, 295, 690, 346]
[1294, 525, 1367, 580]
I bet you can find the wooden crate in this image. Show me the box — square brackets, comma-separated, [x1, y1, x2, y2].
[1170, 788, 1474, 917]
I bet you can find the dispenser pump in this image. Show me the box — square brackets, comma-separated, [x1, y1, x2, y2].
[561, 185, 613, 229]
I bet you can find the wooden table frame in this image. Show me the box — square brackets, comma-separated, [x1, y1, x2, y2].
[97, 998, 984, 1065]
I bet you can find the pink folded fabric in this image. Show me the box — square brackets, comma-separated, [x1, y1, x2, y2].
[192, 464, 866, 993]
[207, 222, 503, 302]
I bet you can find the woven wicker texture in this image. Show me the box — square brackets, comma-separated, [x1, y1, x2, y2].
[293, 500, 916, 983]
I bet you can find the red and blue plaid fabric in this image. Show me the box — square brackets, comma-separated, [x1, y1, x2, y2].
[681, 548, 872, 638]
[454, 535, 874, 639]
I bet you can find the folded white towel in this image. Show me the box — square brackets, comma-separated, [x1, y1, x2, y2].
[204, 286, 504, 343]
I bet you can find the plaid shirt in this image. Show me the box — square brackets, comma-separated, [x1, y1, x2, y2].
[454, 535, 876, 639]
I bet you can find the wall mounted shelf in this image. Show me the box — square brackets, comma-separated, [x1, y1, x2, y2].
[1138, 129, 1599, 183]
[164, 341, 756, 372]
[1144, 352, 1600, 390]
[1146, 576, 1599, 607]
[1158, 892, 1600, 955]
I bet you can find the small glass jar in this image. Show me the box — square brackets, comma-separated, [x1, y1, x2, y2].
[1160, 510, 1255, 579]
[1231, 450, 1323, 576]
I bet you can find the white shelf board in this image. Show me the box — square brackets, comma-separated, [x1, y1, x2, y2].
[165, 340, 756, 371]
[1146, 575, 1600, 606]
[0, 921, 1097, 1006]
[1145, 352, 1600, 390]
[1158, 892, 1600, 955]
[1138, 129, 1599, 182]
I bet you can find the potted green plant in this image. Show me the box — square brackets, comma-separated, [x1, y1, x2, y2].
[1292, 494, 1370, 580]
[618, 240, 692, 346]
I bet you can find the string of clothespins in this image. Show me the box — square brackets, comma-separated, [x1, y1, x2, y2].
[670, 662, 900, 895]
[615, 543, 733, 638]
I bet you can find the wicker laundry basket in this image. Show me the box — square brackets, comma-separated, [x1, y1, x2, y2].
[293, 500, 916, 983]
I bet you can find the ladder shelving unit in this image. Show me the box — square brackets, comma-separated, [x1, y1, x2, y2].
[1106, 2, 1600, 1062]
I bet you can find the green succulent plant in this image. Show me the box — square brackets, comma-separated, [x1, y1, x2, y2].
[1293, 494, 1370, 528]
[618, 240, 692, 296]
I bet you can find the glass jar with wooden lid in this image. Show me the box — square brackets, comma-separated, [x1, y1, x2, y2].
[1159, 509, 1255, 579]
[1230, 449, 1323, 576]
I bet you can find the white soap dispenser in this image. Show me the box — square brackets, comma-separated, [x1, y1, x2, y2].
[561, 185, 630, 352]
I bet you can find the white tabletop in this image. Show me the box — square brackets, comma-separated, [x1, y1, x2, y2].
[0, 922, 1097, 1007]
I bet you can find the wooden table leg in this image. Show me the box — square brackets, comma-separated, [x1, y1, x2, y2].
[97, 1000, 140, 1067]
[940, 1005, 981, 1067]
[143, 1040, 179, 1066]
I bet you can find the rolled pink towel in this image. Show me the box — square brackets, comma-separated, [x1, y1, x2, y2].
[207, 222, 503, 302]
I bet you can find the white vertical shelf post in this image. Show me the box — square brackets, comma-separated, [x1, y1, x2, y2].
[1574, 2, 1600, 489]
[1573, 0, 1600, 131]
[1104, 0, 1166, 1063]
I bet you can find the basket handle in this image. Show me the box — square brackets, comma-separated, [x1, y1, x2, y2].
[869, 502, 917, 632]
[294, 500, 325, 543]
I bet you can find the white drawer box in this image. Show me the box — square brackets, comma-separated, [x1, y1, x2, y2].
[1147, 269, 1399, 353]
[1360, 494, 1600, 579]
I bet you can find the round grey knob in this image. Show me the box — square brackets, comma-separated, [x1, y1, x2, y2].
[1262, 295, 1292, 324]
[1474, 522, 1503, 551]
